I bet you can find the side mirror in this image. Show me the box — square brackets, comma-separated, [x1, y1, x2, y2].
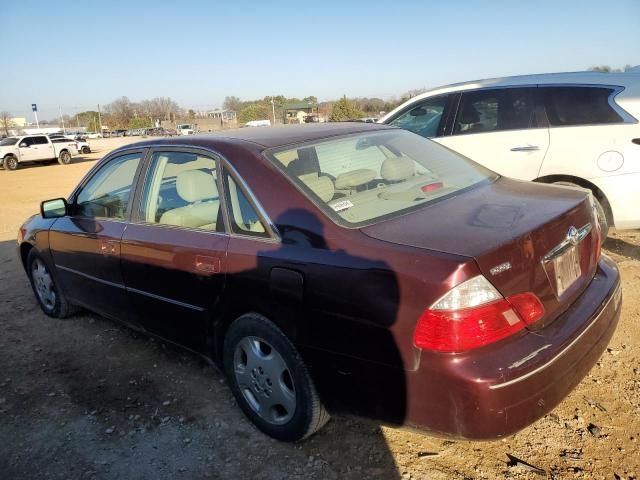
[41, 198, 68, 219]
[19, 142, 28, 148]
[410, 107, 427, 117]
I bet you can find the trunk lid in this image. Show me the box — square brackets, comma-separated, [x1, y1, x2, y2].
[362, 178, 600, 329]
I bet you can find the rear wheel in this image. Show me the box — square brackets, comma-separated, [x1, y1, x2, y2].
[3, 155, 18, 171]
[553, 181, 609, 238]
[27, 249, 72, 318]
[223, 313, 329, 441]
[58, 150, 72, 165]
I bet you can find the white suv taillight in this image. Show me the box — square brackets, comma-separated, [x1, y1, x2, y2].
[414, 276, 544, 353]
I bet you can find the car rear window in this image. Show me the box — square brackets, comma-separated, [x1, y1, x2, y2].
[266, 129, 495, 227]
[542, 86, 624, 126]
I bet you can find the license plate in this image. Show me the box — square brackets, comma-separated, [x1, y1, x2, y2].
[553, 246, 581, 296]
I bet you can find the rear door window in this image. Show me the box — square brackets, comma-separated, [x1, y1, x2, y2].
[140, 151, 222, 232]
[541, 86, 624, 126]
[32, 136, 49, 145]
[453, 88, 537, 135]
[387, 95, 449, 138]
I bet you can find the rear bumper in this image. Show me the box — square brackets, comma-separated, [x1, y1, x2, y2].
[592, 173, 640, 230]
[404, 255, 621, 439]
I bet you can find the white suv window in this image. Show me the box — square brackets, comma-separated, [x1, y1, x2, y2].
[453, 88, 536, 135]
[387, 95, 448, 138]
[542, 86, 624, 126]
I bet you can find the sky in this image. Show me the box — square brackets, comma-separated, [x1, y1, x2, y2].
[1, 0, 639, 120]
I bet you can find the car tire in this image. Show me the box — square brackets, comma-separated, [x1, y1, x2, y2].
[58, 150, 72, 165]
[3, 155, 18, 171]
[223, 313, 329, 441]
[553, 181, 609, 238]
[26, 249, 72, 318]
[81, 146, 91, 154]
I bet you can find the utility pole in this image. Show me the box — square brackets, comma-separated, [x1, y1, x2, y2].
[59, 106, 66, 134]
[97, 104, 102, 135]
[271, 97, 276, 125]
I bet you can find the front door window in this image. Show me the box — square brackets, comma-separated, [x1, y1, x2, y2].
[75, 152, 142, 219]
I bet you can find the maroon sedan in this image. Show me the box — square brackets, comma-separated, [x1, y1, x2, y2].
[18, 123, 621, 441]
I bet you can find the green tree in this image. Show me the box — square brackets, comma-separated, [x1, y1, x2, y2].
[329, 96, 364, 122]
[188, 109, 196, 119]
[128, 116, 153, 129]
[238, 103, 270, 124]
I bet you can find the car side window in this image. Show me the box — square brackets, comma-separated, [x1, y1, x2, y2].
[387, 95, 448, 138]
[542, 86, 624, 126]
[20, 137, 34, 147]
[453, 88, 536, 135]
[223, 172, 268, 237]
[140, 151, 223, 232]
[75, 152, 142, 219]
[33, 136, 49, 145]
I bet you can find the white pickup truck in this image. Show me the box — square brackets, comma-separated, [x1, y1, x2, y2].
[0, 134, 79, 171]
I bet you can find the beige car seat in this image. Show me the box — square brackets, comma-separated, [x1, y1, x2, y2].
[160, 170, 219, 230]
[380, 156, 415, 182]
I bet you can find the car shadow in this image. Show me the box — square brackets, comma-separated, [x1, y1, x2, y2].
[1, 203, 407, 479]
[604, 235, 640, 261]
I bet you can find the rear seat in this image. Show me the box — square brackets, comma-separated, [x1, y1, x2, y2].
[160, 170, 219, 230]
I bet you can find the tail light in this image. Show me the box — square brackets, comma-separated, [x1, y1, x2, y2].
[421, 182, 443, 193]
[414, 276, 544, 352]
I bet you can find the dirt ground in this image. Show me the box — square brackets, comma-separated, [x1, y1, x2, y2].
[0, 137, 638, 479]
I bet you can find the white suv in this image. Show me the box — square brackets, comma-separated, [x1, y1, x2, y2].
[381, 71, 640, 236]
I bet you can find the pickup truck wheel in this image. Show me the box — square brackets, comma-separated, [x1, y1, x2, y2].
[81, 146, 91, 154]
[3, 155, 18, 171]
[58, 150, 72, 165]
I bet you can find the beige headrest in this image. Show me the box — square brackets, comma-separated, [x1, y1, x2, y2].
[299, 173, 335, 202]
[335, 169, 376, 189]
[380, 156, 414, 182]
[176, 170, 218, 203]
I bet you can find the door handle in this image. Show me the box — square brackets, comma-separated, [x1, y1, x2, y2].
[195, 255, 221, 274]
[510, 146, 540, 152]
[100, 240, 118, 255]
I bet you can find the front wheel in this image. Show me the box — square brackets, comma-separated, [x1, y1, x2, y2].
[81, 146, 91, 154]
[553, 181, 609, 238]
[3, 155, 18, 171]
[58, 150, 72, 165]
[27, 249, 72, 318]
[223, 313, 329, 441]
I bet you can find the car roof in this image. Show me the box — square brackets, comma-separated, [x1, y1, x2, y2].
[126, 123, 393, 151]
[416, 71, 640, 97]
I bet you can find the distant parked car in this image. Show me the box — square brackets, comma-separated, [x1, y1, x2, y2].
[380, 71, 640, 237]
[244, 120, 271, 127]
[1, 134, 78, 170]
[176, 123, 196, 135]
[19, 124, 620, 442]
[84, 132, 102, 139]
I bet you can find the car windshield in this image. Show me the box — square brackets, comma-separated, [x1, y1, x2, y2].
[0, 137, 18, 146]
[266, 129, 497, 226]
